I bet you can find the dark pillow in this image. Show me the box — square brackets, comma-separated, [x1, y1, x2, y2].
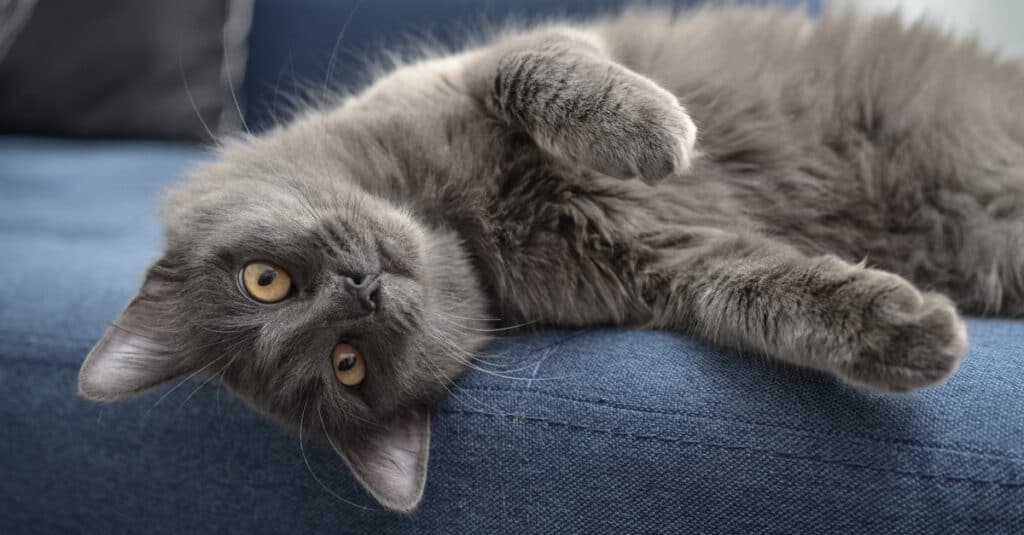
[0, 0, 37, 60]
[0, 0, 252, 140]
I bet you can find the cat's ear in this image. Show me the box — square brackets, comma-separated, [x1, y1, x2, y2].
[340, 406, 431, 513]
[78, 259, 185, 402]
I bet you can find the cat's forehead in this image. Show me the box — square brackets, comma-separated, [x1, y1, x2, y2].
[161, 155, 425, 262]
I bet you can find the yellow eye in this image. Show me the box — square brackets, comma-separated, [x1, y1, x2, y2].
[241, 261, 292, 303]
[332, 343, 366, 386]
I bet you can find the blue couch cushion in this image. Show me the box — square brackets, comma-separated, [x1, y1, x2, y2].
[1, 137, 1022, 532]
[0, 137, 208, 364]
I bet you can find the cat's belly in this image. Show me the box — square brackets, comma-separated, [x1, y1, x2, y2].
[469, 169, 751, 327]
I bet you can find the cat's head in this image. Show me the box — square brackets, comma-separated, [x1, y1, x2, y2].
[77, 131, 489, 512]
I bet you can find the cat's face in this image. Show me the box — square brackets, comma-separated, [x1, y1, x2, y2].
[77, 136, 489, 511]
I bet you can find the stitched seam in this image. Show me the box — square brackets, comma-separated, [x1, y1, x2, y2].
[444, 408, 1024, 489]
[458, 385, 1024, 462]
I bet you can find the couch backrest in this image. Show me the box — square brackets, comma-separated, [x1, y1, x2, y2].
[241, 0, 818, 131]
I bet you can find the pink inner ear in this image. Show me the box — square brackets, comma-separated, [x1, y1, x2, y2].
[342, 409, 430, 512]
[78, 325, 171, 401]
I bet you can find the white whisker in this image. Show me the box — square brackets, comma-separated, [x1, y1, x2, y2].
[145, 354, 227, 418]
[321, 0, 365, 103]
[300, 401, 372, 510]
[178, 51, 218, 143]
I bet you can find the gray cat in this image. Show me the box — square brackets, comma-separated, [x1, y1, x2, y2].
[77, 6, 1024, 511]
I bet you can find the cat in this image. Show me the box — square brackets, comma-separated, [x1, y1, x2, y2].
[77, 6, 1024, 512]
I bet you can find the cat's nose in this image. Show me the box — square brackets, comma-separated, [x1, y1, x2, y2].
[342, 273, 381, 312]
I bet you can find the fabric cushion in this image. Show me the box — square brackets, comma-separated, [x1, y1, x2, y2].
[0, 0, 252, 140]
[1, 137, 1022, 532]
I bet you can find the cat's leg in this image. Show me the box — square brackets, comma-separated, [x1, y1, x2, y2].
[463, 29, 697, 183]
[644, 228, 967, 392]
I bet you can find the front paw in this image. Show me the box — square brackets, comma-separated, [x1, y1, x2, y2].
[830, 269, 968, 393]
[491, 48, 697, 183]
[578, 73, 697, 183]
[559, 71, 698, 183]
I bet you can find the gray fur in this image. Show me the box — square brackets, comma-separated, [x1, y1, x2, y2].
[78, 6, 1024, 511]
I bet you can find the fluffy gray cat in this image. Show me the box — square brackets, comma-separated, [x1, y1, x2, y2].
[77, 6, 1024, 511]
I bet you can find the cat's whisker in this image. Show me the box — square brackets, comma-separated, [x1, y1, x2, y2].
[150, 335, 251, 416]
[421, 355, 514, 417]
[426, 323, 580, 382]
[178, 352, 239, 409]
[177, 52, 218, 145]
[221, 21, 251, 137]
[420, 357, 457, 398]
[317, 405, 403, 478]
[324, 397, 381, 430]
[424, 325, 547, 379]
[423, 329, 491, 364]
[436, 312, 505, 323]
[424, 326, 477, 359]
[321, 0, 365, 103]
[422, 321, 503, 362]
[435, 312, 537, 333]
[445, 353, 546, 379]
[144, 353, 227, 419]
[423, 327, 501, 369]
[299, 401, 372, 510]
[316, 405, 353, 459]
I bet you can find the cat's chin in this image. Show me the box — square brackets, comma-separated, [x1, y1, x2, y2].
[414, 228, 494, 377]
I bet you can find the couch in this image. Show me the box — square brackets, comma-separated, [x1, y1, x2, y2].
[2, 1, 1022, 533]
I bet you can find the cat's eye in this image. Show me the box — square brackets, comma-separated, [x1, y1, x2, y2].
[240, 261, 292, 303]
[332, 343, 366, 386]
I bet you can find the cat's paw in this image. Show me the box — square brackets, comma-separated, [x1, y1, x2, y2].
[493, 48, 698, 183]
[831, 269, 967, 393]
[567, 72, 698, 184]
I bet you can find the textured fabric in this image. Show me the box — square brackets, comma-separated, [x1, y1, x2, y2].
[2, 137, 1023, 533]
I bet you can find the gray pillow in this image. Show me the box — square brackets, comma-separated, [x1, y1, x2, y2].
[0, 0, 252, 140]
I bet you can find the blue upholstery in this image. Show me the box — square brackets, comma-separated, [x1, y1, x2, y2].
[3, 0, 1024, 532]
[2, 138, 1023, 532]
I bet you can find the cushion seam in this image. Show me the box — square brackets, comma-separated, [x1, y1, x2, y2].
[458, 385, 1024, 462]
[4, 351, 1022, 464]
[443, 407, 1024, 489]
